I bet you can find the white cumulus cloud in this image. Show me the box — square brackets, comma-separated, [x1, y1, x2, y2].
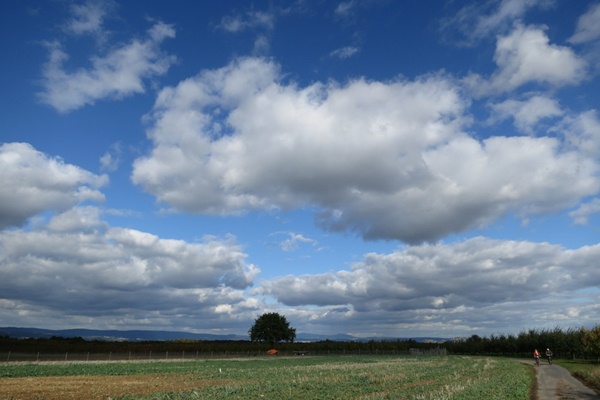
[133, 57, 600, 243]
[0, 143, 107, 230]
[39, 21, 176, 113]
[488, 94, 563, 134]
[466, 24, 587, 95]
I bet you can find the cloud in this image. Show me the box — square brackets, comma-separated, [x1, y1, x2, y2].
[276, 232, 318, 252]
[2, 207, 598, 335]
[335, 1, 359, 18]
[46, 205, 106, 232]
[215, 3, 313, 56]
[466, 24, 587, 95]
[217, 5, 288, 57]
[261, 237, 600, 335]
[442, 0, 555, 45]
[252, 34, 271, 55]
[133, 57, 600, 243]
[100, 142, 122, 172]
[568, 2, 600, 44]
[476, 0, 553, 32]
[570, 198, 600, 225]
[553, 110, 600, 157]
[38, 21, 176, 113]
[64, 0, 116, 38]
[0, 143, 107, 230]
[218, 10, 275, 33]
[330, 46, 359, 59]
[0, 208, 260, 330]
[488, 94, 563, 134]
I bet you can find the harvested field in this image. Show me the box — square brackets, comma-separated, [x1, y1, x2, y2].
[0, 374, 234, 400]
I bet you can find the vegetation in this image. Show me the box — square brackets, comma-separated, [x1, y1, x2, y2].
[2, 324, 600, 361]
[555, 359, 600, 393]
[446, 326, 594, 359]
[3, 325, 600, 398]
[0, 324, 600, 362]
[248, 312, 296, 347]
[582, 325, 600, 361]
[0, 355, 533, 399]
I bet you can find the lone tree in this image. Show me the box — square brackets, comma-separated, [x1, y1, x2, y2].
[249, 312, 296, 347]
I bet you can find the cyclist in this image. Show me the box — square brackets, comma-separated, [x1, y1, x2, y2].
[545, 348, 553, 364]
[533, 349, 541, 366]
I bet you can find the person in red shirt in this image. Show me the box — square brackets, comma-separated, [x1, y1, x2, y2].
[533, 349, 541, 366]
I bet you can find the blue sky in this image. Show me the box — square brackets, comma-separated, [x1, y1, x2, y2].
[1, 0, 600, 339]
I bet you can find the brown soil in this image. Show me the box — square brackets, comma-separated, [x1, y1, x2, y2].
[0, 374, 235, 400]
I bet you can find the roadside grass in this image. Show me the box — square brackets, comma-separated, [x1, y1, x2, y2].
[1, 355, 532, 399]
[554, 359, 600, 393]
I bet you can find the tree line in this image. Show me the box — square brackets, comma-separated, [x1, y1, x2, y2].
[0, 335, 437, 355]
[448, 325, 600, 360]
[1, 325, 598, 360]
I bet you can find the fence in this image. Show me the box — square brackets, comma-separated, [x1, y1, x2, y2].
[2, 350, 252, 362]
[0, 348, 440, 363]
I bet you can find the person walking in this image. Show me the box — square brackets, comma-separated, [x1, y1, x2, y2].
[545, 348, 553, 364]
[533, 349, 541, 366]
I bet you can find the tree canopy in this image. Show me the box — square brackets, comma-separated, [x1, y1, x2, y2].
[248, 312, 296, 346]
[582, 325, 600, 360]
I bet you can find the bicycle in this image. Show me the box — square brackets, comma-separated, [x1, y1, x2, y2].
[545, 349, 553, 365]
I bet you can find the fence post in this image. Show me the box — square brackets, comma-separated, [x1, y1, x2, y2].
[6, 351, 10, 362]
[166, 351, 168, 360]
[37, 352, 40, 361]
[65, 352, 68, 361]
[87, 352, 89, 361]
[149, 351, 152, 360]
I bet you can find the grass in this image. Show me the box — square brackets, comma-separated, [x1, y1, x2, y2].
[0, 355, 533, 399]
[555, 359, 600, 393]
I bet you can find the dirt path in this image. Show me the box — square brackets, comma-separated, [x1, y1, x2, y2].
[520, 360, 599, 400]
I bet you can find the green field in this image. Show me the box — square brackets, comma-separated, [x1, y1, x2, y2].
[1, 355, 533, 399]
[555, 359, 600, 393]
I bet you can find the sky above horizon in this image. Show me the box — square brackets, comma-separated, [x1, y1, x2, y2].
[1, 0, 600, 339]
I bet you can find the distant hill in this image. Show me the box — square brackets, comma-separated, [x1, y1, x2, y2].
[0, 327, 450, 343]
[295, 332, 356, 342]
[0, 327, 247, 342]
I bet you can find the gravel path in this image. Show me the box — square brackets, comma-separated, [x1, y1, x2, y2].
[520, 360, 599, 400]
